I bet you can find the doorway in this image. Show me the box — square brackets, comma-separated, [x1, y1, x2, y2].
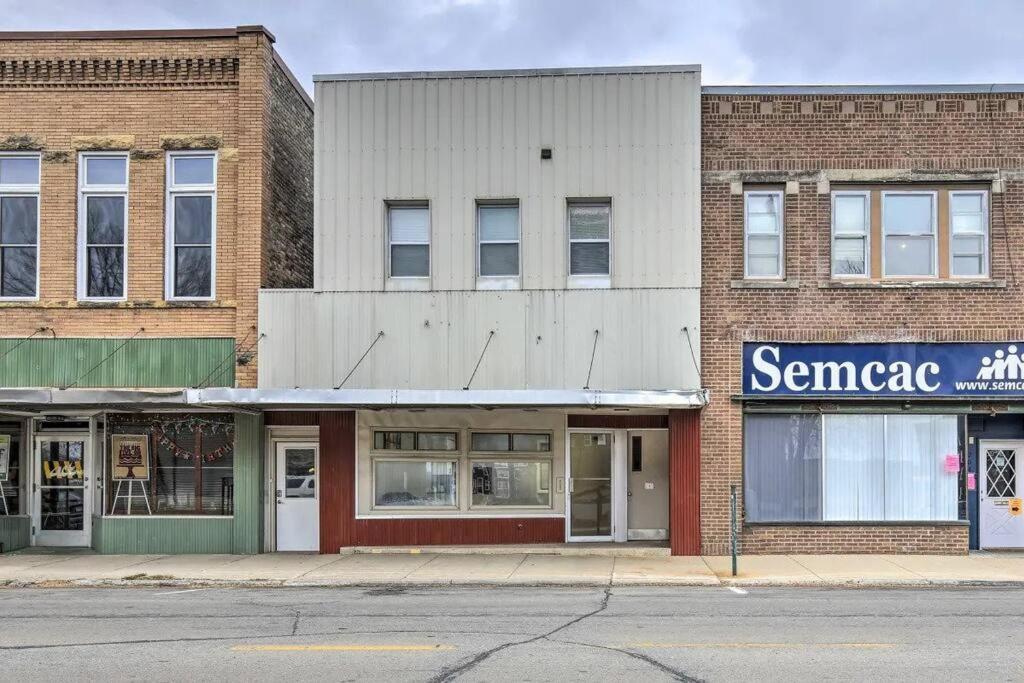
[33, 435, 92, 547]
[567, 430, 626, 542]
[979, 440, 1024, 549]
[275, 442, 319, 551]
[626, 430, 669, 540]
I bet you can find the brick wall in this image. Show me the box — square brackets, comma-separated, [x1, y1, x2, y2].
[0, 27, 312, 388]
[701, 90, 1024, 555]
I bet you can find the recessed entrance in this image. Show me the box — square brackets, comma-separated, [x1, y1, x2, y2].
[980, 440, 1024, 549]
[275, 442, 319, 551]
[33, 435, 92, 547]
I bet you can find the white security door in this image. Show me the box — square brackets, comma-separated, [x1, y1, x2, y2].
[33, 436, 92, 547]
[980, 441, 1024, 549]
[275, 443, 319, 551]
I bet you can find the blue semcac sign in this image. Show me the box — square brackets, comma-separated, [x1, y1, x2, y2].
[743, 342, 1024, 398]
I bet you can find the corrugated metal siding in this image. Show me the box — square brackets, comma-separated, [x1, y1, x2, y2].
[668, 409, 701, 556]
[91, 517, 234, 554]
[0, 515, 30, 552]
[231, 413, 264, 554]
[259, 288, 700, 390]
[314, 71, 701, 291]
[0, 338, 235, 388]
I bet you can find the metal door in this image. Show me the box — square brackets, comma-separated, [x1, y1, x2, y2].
[275, 443, 319, 551]
[980, 441, 1024, 549]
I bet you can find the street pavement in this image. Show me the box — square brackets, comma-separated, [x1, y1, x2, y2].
[1, 585, 1023, 681]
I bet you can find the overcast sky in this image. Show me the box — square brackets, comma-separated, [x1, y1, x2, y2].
[3, 0, 1022, 94]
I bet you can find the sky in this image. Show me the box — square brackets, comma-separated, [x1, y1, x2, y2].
[2, 0, 1022, 94]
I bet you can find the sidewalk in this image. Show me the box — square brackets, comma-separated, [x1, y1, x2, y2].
[3, 549, 1024, 588]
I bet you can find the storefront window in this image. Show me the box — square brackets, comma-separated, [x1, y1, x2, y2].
[745, 413, 958, 522]
[105, 413, 235, 516]
[0, 427, 21, 516]
[373, 431, 458, 451]
[471, 461, 551, 507]
[373, 460, 457, 507]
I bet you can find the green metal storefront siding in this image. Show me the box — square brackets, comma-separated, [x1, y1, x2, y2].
[0, 338, 235, 388]
[91, 517, 234, 554]
[0, 515, 30, 553]
[232, 413, 264, 554]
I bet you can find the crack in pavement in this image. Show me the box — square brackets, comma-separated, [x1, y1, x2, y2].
[558, 639, 703, 682]
[427, 586, 613, 683]
[0, 629, 353, 652]
[291, 610, 301, 636]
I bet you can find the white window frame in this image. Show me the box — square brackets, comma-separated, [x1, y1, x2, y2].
[0, 153, 41, 301]
[743, 190, 784, 279]
[881, 190, 938, 279]
[476, 200, 521, 290]
[77, 152, 129, 301]
[386, 201, 430, 282]
[949, 189, 990, 279]
[830, 190, 871, 279]
[567, 199, 612, 288]
[164, 150, 217, 301]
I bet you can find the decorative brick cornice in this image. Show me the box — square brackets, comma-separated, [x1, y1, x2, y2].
[0, 57, 239, 88]
[702, 94, 1022, 117]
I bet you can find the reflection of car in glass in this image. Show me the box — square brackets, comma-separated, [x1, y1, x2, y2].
[285, 475, 315, 498]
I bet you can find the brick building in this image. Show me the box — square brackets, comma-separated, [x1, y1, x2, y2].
[0, 27, 312, 553]
[701, 84, 1024, 555]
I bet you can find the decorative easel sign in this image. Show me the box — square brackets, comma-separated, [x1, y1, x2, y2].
[0, 434, 9, 482]
[111, 434, 150, 481]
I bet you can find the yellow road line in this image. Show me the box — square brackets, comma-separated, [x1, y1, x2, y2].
[624, 642, 895, 650]
[232, 644, 455, 653]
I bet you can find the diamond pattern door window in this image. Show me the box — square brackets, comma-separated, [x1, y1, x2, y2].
[987, 449, 1017, 498]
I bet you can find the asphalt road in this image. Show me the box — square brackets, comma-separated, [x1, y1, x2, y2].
[1, 586, 1023, 682]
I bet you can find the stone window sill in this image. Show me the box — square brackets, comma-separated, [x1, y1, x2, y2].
[820, 279, 1006, 290]
[0, 299, 237, 309]
[745, 520, 970, 527]
[731, 279, 800, 290]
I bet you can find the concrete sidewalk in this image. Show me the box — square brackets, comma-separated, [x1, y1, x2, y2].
[3, 549, 1024, 587]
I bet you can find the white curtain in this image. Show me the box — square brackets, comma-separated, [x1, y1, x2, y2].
[884, 415, 958, 521]
[824, 415, 885, 520]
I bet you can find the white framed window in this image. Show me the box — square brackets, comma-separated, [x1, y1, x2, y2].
[744, 190, 783, 278]
[568, 200, 611, 285]
[882, 191, 937, 278]
[372, 459, 458, 508]
[387, 202, 430, 279]
[950, 190, 989, 278]
[469, 431, 553, 509]
[165, 151, 217, 300]
[78, 153, 128, 300]
[831, 191, 870, 277]
[0, 154, 40, 300]
[477, 201, 520, 285]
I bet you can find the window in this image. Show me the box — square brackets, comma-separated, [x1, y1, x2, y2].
[568, 200, 610, 278]
[883, 192, 936, 277]
[470, 432, 551, 452]
[744, 413, 958, 522]
[166, 152, 216, 300]
[388, 203, 429, 278]
[0, 429, 21, 516]
[744, 190, 783, 278]
[478, 202, 520, 278]
[78, 154, 128, 300]
[950, 191, 988, 277]
[472, 461, 551, 507]
[374, 460, 457, 507]
[373, 431, 458, 451]
[0, 154, 40, 299]
[831, 192, 869, 276]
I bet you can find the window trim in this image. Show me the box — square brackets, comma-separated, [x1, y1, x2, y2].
[370, 456, 460, 510]
[949, 189, 990, 279]
[567, 198, 612, 287]
[476, 199, 521, 288]
[880, 190, 938, 279]
[830, 190, 871, 279]
[371, 429, 459, 452]
[743, 189, 784, 280]
[386, 200, 431, 281]
[0, 152, 41, 301]
[164, 150, 217, 302]
[77, 152, 129, 302]
[468, 457, 554, 510]
[469, 430, 554, 454]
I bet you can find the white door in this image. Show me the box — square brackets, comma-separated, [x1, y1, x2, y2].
[275, 443, 319, 551]
[980, 441, 1024, 549]
[567, 431, 627, 542]
[33, 435, 92, 547]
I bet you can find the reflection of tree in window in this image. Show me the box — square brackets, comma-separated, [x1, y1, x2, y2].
[1, 196, 38, 297]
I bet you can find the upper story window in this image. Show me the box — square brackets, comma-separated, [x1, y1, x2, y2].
[744, 190, 784, 279]
[165, 152, 217, 300]
[830, 186, 988, 280]
[568, 200, 611, 285]
[388, 203, 430, 278]
[0, 154, 40, 299]
[477, 202, 520, 283]
[78, 153, 129, 300]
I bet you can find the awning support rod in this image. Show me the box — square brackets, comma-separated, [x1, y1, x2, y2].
[335, 331, 385, 389]
[682, 326, 703, 387]
[464, 330, 495, 390]
[64, 327, 144, 389]
[583, 329, 600, 389]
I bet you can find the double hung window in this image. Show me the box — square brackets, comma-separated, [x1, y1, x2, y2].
[744, 190, 783, 278]
[166, 152, 217, 300]
[0, 155, 40, 299]
[79, 153, 129, 300]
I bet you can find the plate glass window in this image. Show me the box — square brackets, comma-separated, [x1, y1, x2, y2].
[950, 191, 988, 277]
[79, 154, 128, 299]
[478, 203, 519, 277]
[374, 460, 457, 507]
[472, 461, 551, 507]
[883, 193, 936, 277]
[568, 201, 610, 275]
[832, 192, 869, 276]
[167, 154, 216, 299]
[0, 156, 40, 298]
[745, 191, 783, 278]
[389, 204, 429, 278]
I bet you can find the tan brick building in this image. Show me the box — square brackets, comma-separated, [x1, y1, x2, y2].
[701, 85, 1024, 555]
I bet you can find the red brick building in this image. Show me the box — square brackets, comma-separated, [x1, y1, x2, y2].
[700, 85, 1024, 555]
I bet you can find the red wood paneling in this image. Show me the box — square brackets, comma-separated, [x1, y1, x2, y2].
[317, 411, 356, 553]
[264, 411, 320, 426]
[567, 414, 668, 429]
[353, 518, 565, 546]
[669, 409, 701, 555]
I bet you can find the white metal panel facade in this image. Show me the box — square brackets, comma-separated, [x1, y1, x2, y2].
[312, 67, 701, 291]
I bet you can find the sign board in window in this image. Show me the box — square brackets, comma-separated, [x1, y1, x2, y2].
[744, 342, 1024, 398]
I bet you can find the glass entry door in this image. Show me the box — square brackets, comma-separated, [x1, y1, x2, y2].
[33, 436, 92, 547]
[568, 432, 615, 541]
